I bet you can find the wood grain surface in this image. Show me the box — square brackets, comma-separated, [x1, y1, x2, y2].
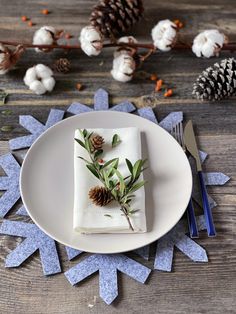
[0, 0, 235, 313]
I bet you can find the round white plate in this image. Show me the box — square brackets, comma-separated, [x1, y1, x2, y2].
[20, 111, 192, 254]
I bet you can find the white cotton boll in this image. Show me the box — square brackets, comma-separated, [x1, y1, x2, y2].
[42, 77, 56, 92]
[33, 26, 56, 52]
[0, 68, 8, 75]
[192, 30, 226, 58]
[35, 64, 53, 78]
[117, 36, 138, 44]
[29, 81, 47, 95]
[80, 25, 103, 56]
[0, 44, 10, 75]
[111, 53, 135, 82]
[0, 45, 8, 74]
[151, 19, 177, 51]
[23, 64, 55, 95]
[0, 43, 7, 54]
[23, 67, 37, 86]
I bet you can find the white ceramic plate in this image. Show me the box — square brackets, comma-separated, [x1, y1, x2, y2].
[20, 111, 192, 254]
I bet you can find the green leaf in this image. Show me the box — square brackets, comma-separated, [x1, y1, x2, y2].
[74, 138, 85, 148]
[94, 149, 103, 160]
[1, 125, 13, 132]
[128, 209, 140, 215]
[88, 131, 94, 139]
[104, 214, 112, 218]
[1, 109, 12, 115]
[114, 169, 125, 195]
[102, 158, 119, 169]
[109, 180, 115, 189]
[86, 164, 99, 179]
[127, 194, 135, 198]
[102, 169, 110, 189]
[125, 159, 133, 174]
[106, 158, 119, 177]
[77, 156, 92, 164]
[83, 129, 88, 137]
[84, 138, 91, 153]
[79, 129, 85, 139]
[0, 90, 8, 105]
[111, 189, 118, 199]
[112, 134, 121, 148]
[124, 175, 132, 182]
[132, 160, 143, 180]
[129, 180, 146, 193]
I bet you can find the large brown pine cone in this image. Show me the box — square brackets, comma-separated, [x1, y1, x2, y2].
[89, 186, 112, 206]
[90, 0, 144, 38]
[193, 58, 236, 101]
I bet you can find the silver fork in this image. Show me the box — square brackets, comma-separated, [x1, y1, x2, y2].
[171, 122, 199, 238]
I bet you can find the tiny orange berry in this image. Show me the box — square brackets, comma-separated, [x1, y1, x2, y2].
[164, 89, 173, 97]
[21, 16, 28, 22]
[28, 20, 33, 27]
[173, 19, 180, 25]
[41, 9, 49, 15]
[155, 79, 163, 92]
[150, 74, 158, 81]
[98, 159, 104, 163]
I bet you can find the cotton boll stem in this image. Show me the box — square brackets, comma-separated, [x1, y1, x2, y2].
[0, 40, 235, 52]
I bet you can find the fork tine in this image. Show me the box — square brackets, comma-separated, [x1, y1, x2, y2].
[170, 123, 176, 140]
[176, 123, 181, 145]
[170, 123, 174, 137]
[179, 122, 184, 148]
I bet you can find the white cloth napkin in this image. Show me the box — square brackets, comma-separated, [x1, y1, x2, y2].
[73, 127, 147, 233]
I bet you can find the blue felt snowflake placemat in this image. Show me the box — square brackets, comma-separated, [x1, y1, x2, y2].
[0, 220, 61, 275]
[0, 88, 230, 304]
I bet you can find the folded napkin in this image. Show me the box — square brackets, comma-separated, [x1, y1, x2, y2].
[73, 127, 147, 233]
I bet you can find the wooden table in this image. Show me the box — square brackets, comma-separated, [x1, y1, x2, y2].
[0, 0, 235, 313]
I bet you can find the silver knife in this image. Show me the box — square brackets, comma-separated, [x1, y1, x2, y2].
[184, 120, 216, 236]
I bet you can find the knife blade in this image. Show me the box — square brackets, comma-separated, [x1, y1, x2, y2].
[184, 120, 216, 236]
[183, 121, 202, 171]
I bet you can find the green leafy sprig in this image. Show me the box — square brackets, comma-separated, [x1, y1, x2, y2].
[75, 129, 147, 231]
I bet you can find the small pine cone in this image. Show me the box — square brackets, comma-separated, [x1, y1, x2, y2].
[89, 186, 112, 206]
[90, 134, 105, 151]
[90, 0, 144, 38]
[193, 58, 236, 101]
[54, 58, 71, 73]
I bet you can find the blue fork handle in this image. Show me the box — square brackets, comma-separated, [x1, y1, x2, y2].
[187, 198, 199, 238]
[198, 171, 216, 236]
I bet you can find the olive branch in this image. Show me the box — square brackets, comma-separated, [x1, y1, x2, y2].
[75, 129, 147, 231]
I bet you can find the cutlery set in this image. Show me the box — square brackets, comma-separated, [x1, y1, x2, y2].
[171, 120, 216, 238]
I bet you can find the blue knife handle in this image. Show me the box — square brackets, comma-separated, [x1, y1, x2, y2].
[198, 171, 216, 236]
[187, 198, 199, 238]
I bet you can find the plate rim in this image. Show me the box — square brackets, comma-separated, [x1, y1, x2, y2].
[20, 110, 192, 253]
